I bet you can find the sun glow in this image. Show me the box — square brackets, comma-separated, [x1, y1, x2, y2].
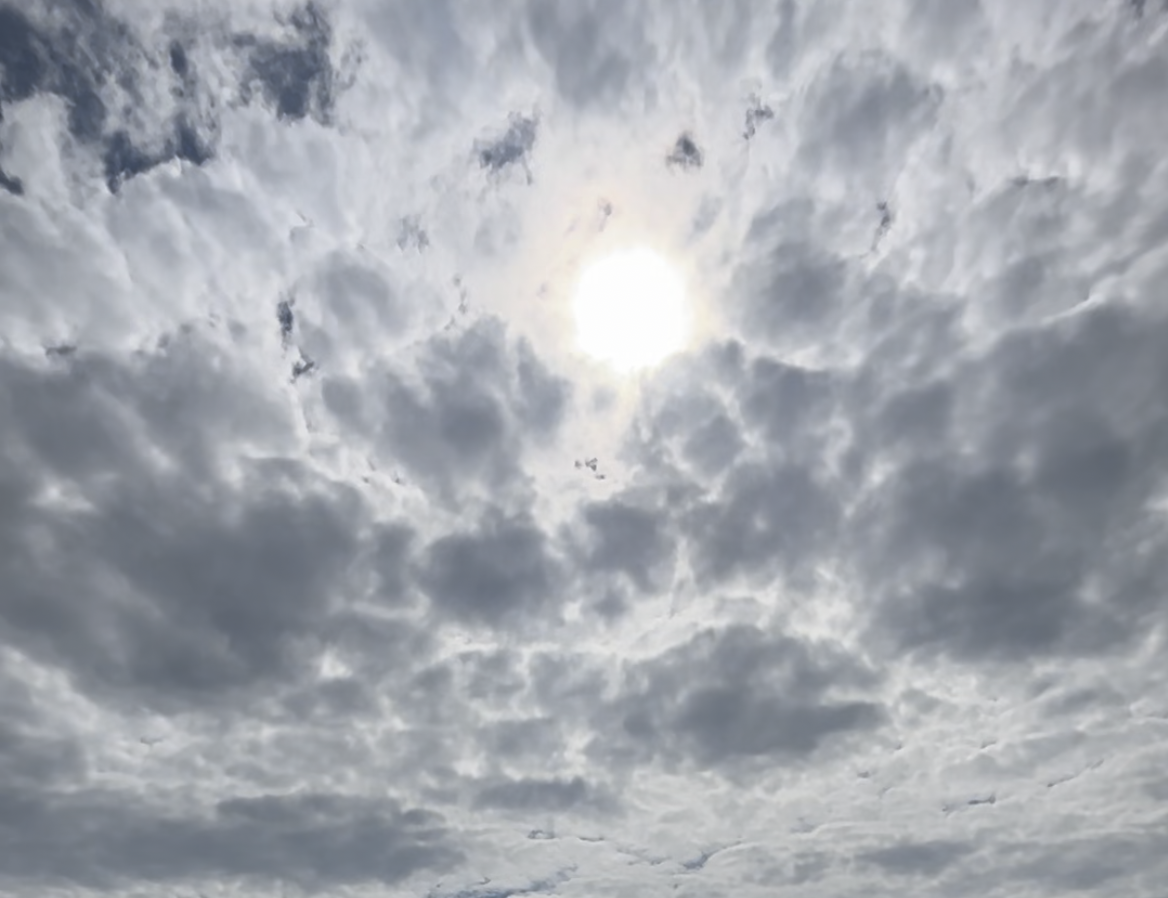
[572, 248, 689, 372]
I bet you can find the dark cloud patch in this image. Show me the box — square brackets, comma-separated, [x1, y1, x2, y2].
[512, 338, 569, 431]
[0, 786, 461, 890]
[0, 7, 46, 104]
[167, 39, 189, 77]
[291, 353, 317, 381]
[666, 132, 703, 170]
[173, 118, 212, 165]
[765, 0, 800, 77]
[477, 716, 563, 763]
[0, 461, 363, 712]
[0, 3, 105, 143]
[629, 371, 748, 484]
[276, 297, 295, 340]
[0, 667, 86, 792]
[279, 672, 376, 721]
[43, 343, 76, 359]
[398, 215, 430, 250]
[103, 125, 211, 193]
[239, 2, 336, 123]
[0, 336, 373, 713]
[636, 358, 842, 595]
[743, 97, 774, 139]
[1002, 833, 1168, 893]
[374, 368, 503, 492]
[680, 410, 744, 477]
[572, 499, 673, 595]
[737, 355, 838, 454]
[527, 2, 641, 108]
[323, 318, 568, 502]
[102, 131, 159, 193]
[0, 726, 84, 793]
[0, 0, 344, 196]
[873, 200, 893, 247]
[734, 236, 849, 348]
[363, 521, 416, 606]
[61, 70, 106, 144]
[850, 302, 1168, 665]
[415, 511, 560, 627]
[473, 775, 606, 813]
[684, 460, 839, 589]
[0, 165, 22, 196]
[861, 840, 974, 877]
[594, 625, 883, 772]
[0, 1, 218, 194]
[625, 347, 844, 597]
[477, 114, 538, 175]
[0, 112, 23, 195]
[799, 53, 940, 184]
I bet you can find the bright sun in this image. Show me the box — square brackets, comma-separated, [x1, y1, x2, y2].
[572, 247, 689, 372]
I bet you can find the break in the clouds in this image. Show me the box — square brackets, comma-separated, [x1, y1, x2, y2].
[2, 1, 1168, 897]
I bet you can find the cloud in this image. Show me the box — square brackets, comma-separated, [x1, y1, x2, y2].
[592, 625, 884, 773]
[321, 316, 569, 504]
[473, 775, 609, 814]
[666, 133, 704, 170]
[0, 336, 370, 713]
[526, 0, 653, 109]
[0, 785, 460, 891]
[478, 114, 538, 175]
[570, 497, 675, 594]
[415, 509, 561, 627]
[849, 301, 1168, 663]
[3, 1, 1168, 896]
[860, 839, 974, 878]
[239, 2, 336, 123]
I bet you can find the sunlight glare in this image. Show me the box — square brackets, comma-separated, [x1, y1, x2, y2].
[572, 247, 689, 372]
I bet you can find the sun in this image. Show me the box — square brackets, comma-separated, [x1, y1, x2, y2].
[572, 247, 689, 372]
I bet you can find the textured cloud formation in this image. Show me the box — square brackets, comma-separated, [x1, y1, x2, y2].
[3, 1, 1168, 897]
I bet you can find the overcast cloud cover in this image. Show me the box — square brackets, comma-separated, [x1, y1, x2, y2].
[2, 1, 1168, 896]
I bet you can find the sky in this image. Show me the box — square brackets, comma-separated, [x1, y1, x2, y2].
[2, 1, 1168, 896]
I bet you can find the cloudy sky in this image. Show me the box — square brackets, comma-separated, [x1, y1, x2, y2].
[3, 1, 1168, 896]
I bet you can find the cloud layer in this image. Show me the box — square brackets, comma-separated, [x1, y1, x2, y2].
[2, 1, 1168, 896]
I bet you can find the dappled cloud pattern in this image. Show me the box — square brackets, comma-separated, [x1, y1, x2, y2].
[2, 2, 1168, 897]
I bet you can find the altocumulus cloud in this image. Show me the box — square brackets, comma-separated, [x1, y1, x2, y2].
[2, 1, 1168, 897]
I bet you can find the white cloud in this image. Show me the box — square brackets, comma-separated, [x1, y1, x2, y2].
[2, 1, 1168, 896]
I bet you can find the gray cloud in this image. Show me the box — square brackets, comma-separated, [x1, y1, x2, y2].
[473, 775, 608, 813]
[0, 786, 460, 891]
[683, 460, 840, 590]
[570, 497, 674, 594]
[0, 334, 449, 723]
[594, 625, 883, 772]
[799, 52, 940, 187]
[478, 114, 538, 175]
[0, 0, 345, 196]
[239, 2, 336, 123]
[0, 664, 86, 792]
[415, 509, 562, 627]
[322, 317, 569, 504]
[526, 1, 650, 108]
[666, 133, 703, 170]
[849, 301, 1168, 663]
[860, 839, 974, 878]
